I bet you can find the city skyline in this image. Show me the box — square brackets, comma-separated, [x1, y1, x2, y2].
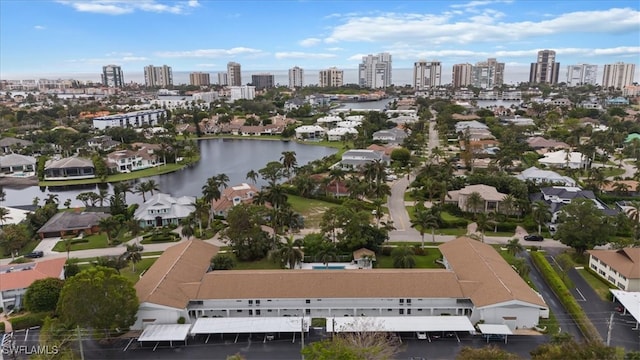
[0, 0, 638, 82]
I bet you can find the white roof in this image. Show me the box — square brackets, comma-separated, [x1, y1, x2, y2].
[335, 120, 361, 128]
[477, 324, 513, 335]
[539, 150, 584, 165]
[610, 290, 640, 324]
[138, 324, 192, 342]
[191, 317, 308, 334]
[1, 206, 30, 226]
[327, 316, 475, 333]
[316, 115, 342, 123]
[295, 125, 325, 133]
[327, 127, 358, 135]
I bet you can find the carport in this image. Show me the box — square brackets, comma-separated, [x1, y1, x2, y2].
[610, 290, 640, 330]
[477, 324, 513, 344]
[136, 324, 192, 351]
[190, 317, 308, 343]
[326, 316, 475, 342]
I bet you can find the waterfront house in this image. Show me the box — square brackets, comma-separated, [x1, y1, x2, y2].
[0, 137, 33, 154]
[0, 153, 36, 177]
[295, 125, 326, 140]
[135, 193, 195, 228]
[106, 143, 163, 173]
[334, 149, 389, 170]
[211, 183, 259, 217]
[327, 127, 358, 141]
[44, 157, 95, 180]
[372, 128, 408, 144]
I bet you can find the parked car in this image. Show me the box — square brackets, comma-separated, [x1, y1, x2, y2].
[25, 250, 44, 258]
[524, 234, 544, 241]
[416, 331, 427, 340]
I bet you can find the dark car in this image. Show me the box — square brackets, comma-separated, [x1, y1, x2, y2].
[25, 250, 44, 258]
[524, 234, 544, 241]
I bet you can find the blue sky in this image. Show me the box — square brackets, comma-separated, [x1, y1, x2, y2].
[1, 0, 639, 83]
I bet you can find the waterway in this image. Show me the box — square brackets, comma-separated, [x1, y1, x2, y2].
[2, 139, 337, 207]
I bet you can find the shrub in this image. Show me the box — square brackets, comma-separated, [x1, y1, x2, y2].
[211, 253, 236, 270]
[10, 312, 48, 330]
[495, 222, 517, 233]
[177, 316, 186, 324]
[441, 218, 468, 228]
[0, 322, 4, 332]
[413, 246, 425, 256]
[380, 246, 393, 256]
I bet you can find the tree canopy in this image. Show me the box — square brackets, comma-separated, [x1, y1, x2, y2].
[24, 277, 65, 313]
[555, 198, 614, 254]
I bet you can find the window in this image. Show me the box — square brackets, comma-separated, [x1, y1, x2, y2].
[305, 299, 310, 304]
[256, 310, 261, 315]
[305, 309, 311, 315]
[407, 299, 411, 304]
[249, 310, 253, 315]
[407, 309, 412, 315]
[399, 299, 404, 304]
[399, 309, 404, 315]
[248, 300, 253, 305]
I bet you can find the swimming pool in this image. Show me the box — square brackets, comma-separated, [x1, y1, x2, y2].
[312, 265, 346, 270]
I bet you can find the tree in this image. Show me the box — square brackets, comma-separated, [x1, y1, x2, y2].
[24, 277, 65, 313]
[143, 179, 160, 196]
[0, 206, 11, 225]
[391, 245, 416, 268]
[0, 223, 30, 258]
[280, 151, 297, 181]
[531, 200, 552, 234]
[390, 147, 411, 167]
[98, 216, 121, 246]
[465, 191, 484, 216]
[124, 244, 142, 272]
[211, 253, 236, 270]
[221, 204, 270, 261]
[506, 238, 524, 256]
[246, 169, 259, 184]
[410, 204, 439, 247]
[269, 235, 303, 269]
[57, 266, 138, 338]
[135, 182, 151, 202]
[555, 199, 614, 255]
[530, 337, 617, 360]
[456, 345, 521, 360]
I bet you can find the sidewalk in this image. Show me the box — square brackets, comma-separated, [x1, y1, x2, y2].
[0, 312, 12, 333]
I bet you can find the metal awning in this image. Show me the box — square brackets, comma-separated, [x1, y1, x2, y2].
[326, 316, 475, 333]
[138, 324, 192, 342]
[191, 317, 308, 335]
[478, 324, 513, 344]
[610, 290, 640, 329]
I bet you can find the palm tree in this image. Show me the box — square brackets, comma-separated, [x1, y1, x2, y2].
[192, 197, 209, 236]
[98, 216, 120, 246]
[329, 168, 346, 197]
[506, 238, 524, 256]
[144, 179, 160, 196]
[44, 193, 59, 205]
[180, 220, 195, 239]
[624, 201, 640, 240]
[465, 192, 485, 217]
[531, 200, 552, 234]
[410, 204, 439, 248]
[280, 151, 297, 181]
[97, 188, 110, 207]
[269, 236, 303, 269]
[135, 182, 151, 202]
[391, 245, 416, 268]
[0, 207, 11, 226]
[125, 244, 143, 272]
[202, 174, 227, 226]
[246, 169, 259, 184]
[316, 244, 338, 268]
[501, 194, 517, 217]
[475, 213, 489, 243]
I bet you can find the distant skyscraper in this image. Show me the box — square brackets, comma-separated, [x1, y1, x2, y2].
[471, 58, 504, 89]
[217, 72, 228, 86]
[144, 65, 173, 87]
[413, 60, 441, 90]
[566, 64, 598, 87]
[358, 52, 392, 88]
[529, 50, 560, 85]
[189, 72, 211, 86]
[602, 62, 636, 89]
[227, 62, 242, 86]
[251, 74, 275, 90]
[289, 66, 304, 88]
[101, 64, 124, 88]
[319, 67, 344, 87]
[452, 63, 473, 88]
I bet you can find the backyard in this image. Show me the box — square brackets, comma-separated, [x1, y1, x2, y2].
[288, 195, 339, 228]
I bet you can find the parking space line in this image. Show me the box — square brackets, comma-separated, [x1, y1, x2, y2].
[575, 288, 586, 302]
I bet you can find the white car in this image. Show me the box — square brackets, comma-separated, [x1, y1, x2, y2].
[416, 332, 427, 340]
[385, 174, 398, 181]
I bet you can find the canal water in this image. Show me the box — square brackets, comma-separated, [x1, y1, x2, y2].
[3, 139, 337, 207]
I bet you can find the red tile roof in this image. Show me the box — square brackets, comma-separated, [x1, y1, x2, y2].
[0, 258, 66, 291]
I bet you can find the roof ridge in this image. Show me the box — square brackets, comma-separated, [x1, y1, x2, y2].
[148, 240, 193, 298]
[468, 239, 513, 298]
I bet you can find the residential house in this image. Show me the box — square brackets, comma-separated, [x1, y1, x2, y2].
[0, 153, 36, 177]
[526, 137, 570, 153]
[0, 137, 33, 153]
[327, 127, 358, 141]
[446, 184, 507, 213]
[372, 128, 408, 144]
[211, 183, 259, 217]
[334, 149, 389, 170]
[530, 186, 618, 223]
[88, 135, 120, 151]
[132, 237, 547, 332]
[500, 116, 535, 126]
[605, 97, 629, 106]
[0, 258, 66, 310]
[43, 157, 95, 180]
[587, 248, 640, 291]
[455, 120, 489, 133]
[353, 248, 376, 269]
[134, 193, 195, 228]
[37, 211, 109, 239]
[295, 125, 326, 140]
[0, 206, 31, 226]
[106, 143, 163, 173]
[538, 150, 587, 169]
[601, 180, 639, 196]
[316, 115, 343, 127]
[515, 166, 576, 187]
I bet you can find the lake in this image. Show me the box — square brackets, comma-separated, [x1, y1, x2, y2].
[2, 139, 338, 207]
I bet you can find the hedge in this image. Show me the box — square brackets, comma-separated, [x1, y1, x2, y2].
[441, 219, 468, 228]
[9, 312, 49, 330]
[530, 252, 602, 343]
[0, 321, 4, 332]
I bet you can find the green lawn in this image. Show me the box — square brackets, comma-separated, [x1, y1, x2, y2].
[376, 249, 443, 269]
[52, 233, 111, 252]
[288, 195, 339, 228]
[233, 257, 282, 270]
[577, 268, 614, 301]
[121, 258, 158, 284]
[39, 163, 185, 186]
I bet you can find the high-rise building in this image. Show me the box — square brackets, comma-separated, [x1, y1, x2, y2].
[319, 67, 344, 87]
[144, 65, 173, 87]
[217, 72, 228, 86]
[452, 63, 473, 88]
[101, 64, 124, 88]
[566, 64, 598, 87]
[529, 50, 560, 85]
[289, 66, 304, 88]
[358, 52, 392, 88]
[413, 60, 441, 90]
[227, 62, 242, 86]
[602, 62, 636, 89]
[471, 58, 504, 89]
[189, 72, 210, 86]
[251, 74, 275, 90]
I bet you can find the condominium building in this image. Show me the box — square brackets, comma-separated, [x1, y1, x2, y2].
[602, 62, 636, 89]
[189, 72, 211, 86]
[92, 109, 166, 130]
[452, 63, 473, 88]
[358, 52, 392, 88]
[319, 67, 344, 87]
[566, 64, 598, 87]
[217, 72, 228, 86]
[288, 66, 304, 89]
[229, 85, 255, 101]
[101, 64, 124, 88]
[144, 65, 173, 87]
[529, 50, 560, 85]
[227, 62, 242, 87]
[251, 74, 275, 90]
[471, 58, 504, 89]
[413, 60, 441, 90]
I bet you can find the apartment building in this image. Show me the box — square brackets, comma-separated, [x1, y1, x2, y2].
[413, 60, 442, 90]
[144, 65, 173, 87]
[217, 72, 228, 86]
[288, 66, 304, 88]
[229, 85, 255, 101]
[251, 74, 275, 90]
[587, 248, 640, 291]
[452, 63, 473, 88]
[472, 58, 504, 89]
[358, 53, 392, 88]
[566, 64, 598, 87]
[319, 67, 344, 87]
[92, 109, 166, 130]
[190, 72, 211, 86]
[602, 62, 636, 89]
[227, 62, 242, 86]
[101, 64, 124, 88]
[529, 50, 560, 85]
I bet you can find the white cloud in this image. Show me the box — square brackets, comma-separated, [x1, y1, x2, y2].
[65, 55, 149, 64]
[299, 38, 322, 47]
[450, 0, 513, 10]
[56, 0, 196, 15]
[195, 63, 217, 68]
[34, 25, 46, 30]
[275, 52, 337, 60]
[156, 47, 263, 58]
[325, 47, 344, 52]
